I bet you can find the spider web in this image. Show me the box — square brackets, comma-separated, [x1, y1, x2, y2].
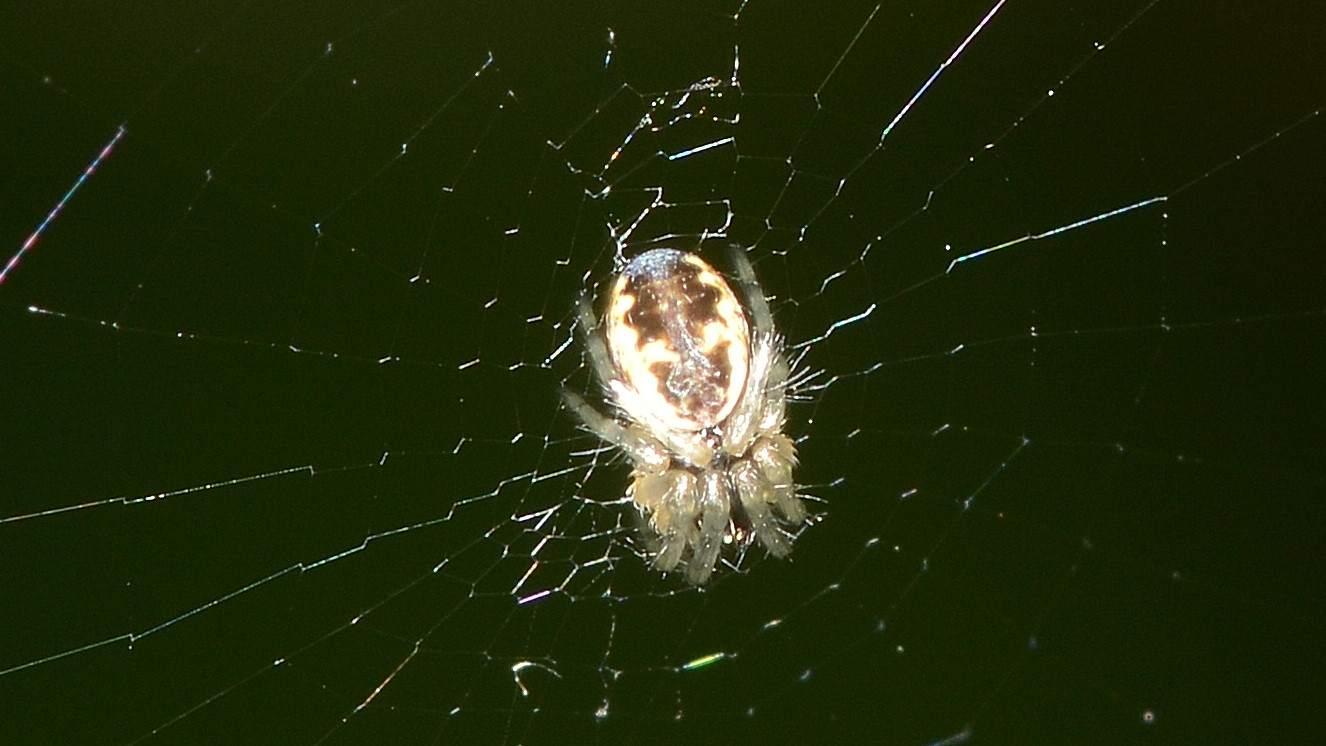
[2, 0, 1323, 743]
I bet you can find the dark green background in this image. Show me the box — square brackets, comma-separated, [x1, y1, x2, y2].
[2, 1, 1322, 744]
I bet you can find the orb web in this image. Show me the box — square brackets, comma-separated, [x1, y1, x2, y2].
[1, 1, 1322, 744]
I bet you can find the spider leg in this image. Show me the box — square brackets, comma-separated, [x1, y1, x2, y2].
[685, 471, 729, 585]
[728, 245, 774, 335]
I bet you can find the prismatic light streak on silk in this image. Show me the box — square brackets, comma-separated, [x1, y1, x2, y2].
[0, 125, 127, 287]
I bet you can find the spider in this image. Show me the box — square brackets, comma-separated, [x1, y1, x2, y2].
[562, 246, 808, 585]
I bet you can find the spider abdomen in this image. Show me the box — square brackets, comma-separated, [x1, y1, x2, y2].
[606, 249, 750, 432]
